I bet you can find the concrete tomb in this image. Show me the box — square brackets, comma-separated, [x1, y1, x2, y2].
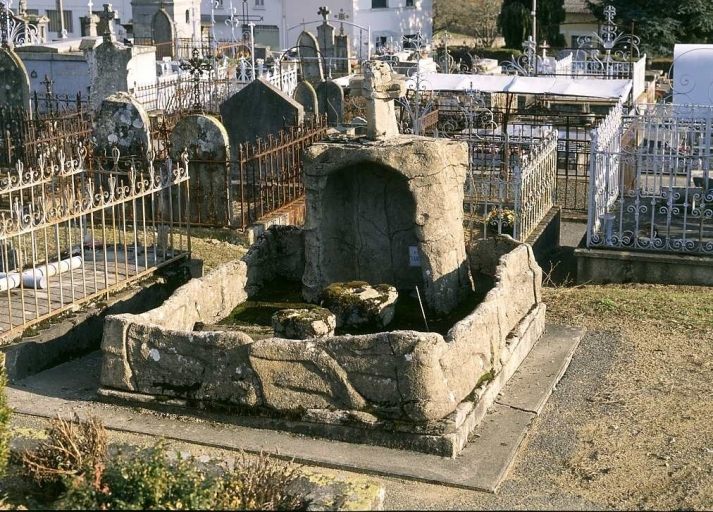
[99, 60, 547, 457]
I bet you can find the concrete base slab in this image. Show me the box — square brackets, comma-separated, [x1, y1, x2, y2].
[7, 323, 584, 492]
[575, 242, 713, 285]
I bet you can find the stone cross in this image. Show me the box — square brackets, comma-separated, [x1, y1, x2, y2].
[99, 3, 117, 42]
[349, 60, 406, 140]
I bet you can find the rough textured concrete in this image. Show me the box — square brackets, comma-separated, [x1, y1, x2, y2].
[100, 233, 544, 456]
[349, 61, 406, 140]
[169, 113, 230, 226]
[321, 282, 397, 328]
[1, 261, 193, 382]
[301, 136, 472, 313]
[272, 307, 336, 339]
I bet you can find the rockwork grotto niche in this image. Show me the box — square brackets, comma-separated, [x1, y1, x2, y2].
[301, 137, 473, 314]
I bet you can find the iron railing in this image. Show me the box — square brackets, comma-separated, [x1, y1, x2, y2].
[0, 147, 191, 342]
[587, 102, 713, 255]
[0, 106, 92, 167]
[232, 116, 327, 227]
[460, 126, 559, 242]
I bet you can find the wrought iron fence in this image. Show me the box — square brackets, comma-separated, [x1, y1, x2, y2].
[587, 102, 713, 255]
[460, 126, 559, 242]
[232, 116, 327, 228]
[0, 105, 92, 167]
[435, 96, 607, 215]
[0, 147, 191, 342]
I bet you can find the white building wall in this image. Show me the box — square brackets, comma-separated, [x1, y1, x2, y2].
[26, 0, 133, 40]
[353, 0, 432, 50]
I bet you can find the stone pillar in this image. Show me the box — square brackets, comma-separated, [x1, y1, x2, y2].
[349, 61, 406, 140]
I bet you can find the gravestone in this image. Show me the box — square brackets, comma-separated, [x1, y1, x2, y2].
[93, 92, 152, 157]
[0, 47, 31, 111]
[334, 33, 350, 75]
[169, 114, 230, 226]
[293, 81, 319, 117]
[316, 80, 344, 126]
[296, 31, 324, 85]
[316, 8, 335, 75]
[219, 78, 304, 150]
[88, 39, 133, 111]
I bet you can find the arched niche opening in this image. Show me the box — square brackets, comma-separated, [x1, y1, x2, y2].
[319, 162, 423, 290]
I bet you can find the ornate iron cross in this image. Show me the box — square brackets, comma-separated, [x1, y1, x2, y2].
[180, 48, 213, 111]
[318, 5, 330, 22]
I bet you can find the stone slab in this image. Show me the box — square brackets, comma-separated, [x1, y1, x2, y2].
[7, 323, 584, 492]
[496, 324, 584, 414]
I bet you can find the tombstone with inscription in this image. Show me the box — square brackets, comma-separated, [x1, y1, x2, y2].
[170, 114, 230, 226]
[220, 78, 304, 151]
[316, 80, 343, 126]
[293, 81, 319, 117]
[295, 31, 323, 85]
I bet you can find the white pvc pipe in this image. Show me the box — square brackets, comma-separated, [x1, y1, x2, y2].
[0, 273, 22, 293]
[20, 256, 83, 290]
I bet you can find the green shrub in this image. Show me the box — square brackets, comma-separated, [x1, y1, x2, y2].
[0, 354, 10, 477]
[58, 443, 305, 510]
[59, 442, 217, 510]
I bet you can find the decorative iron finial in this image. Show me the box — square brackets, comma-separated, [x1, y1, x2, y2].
[318, 6, 330, 22]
